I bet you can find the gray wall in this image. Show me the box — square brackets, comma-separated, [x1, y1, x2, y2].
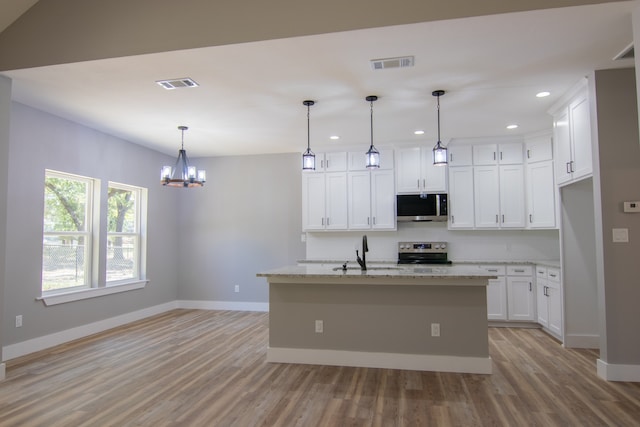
[2, 102, 180, 346]
[177, 153, 305, 302]
[0, 75, 10, 369]
[591, 68, 640, 365]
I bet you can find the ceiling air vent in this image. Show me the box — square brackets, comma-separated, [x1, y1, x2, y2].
[370, 56, 414, 70]
[613, 43, 634, 60]
[155, 77, 199, 90]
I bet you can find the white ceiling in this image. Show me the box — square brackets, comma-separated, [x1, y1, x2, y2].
[2, 2, 636, 158]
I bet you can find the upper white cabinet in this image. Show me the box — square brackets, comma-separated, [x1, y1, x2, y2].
[319, 152, 348, 172]
[348, 149, 393, 171]
[303, 151, 395, 232]
[448, 166, 475, 228]
[499, 165, 526, 228]
[395, 146, 447, 193]
[551, 81, 592, 186]
[348, 169, 395, 230]
[525, 135, 553, 163]
[447, 145, 473, 166]
[473, 143, 523, 165]
[302, 171, 348, 231]
[524, 134, 556, 229]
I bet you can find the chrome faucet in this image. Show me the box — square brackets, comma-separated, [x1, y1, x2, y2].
[356, 235, 368, 271]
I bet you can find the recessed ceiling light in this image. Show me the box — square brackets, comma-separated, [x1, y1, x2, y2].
[506, 124, 519, 130]
[329, 135, 340, 140]
[536, 91, 551, 98]
[414, 130, 425, 135]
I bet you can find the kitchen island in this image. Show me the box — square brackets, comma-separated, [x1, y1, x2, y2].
[257, 264, 496, 374]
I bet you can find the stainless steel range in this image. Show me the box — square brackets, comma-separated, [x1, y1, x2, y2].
[397, 241, 452, 265]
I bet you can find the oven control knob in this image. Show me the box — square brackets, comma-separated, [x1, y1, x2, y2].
[440, 244, 446, 249]
[399, 244, 405, 250]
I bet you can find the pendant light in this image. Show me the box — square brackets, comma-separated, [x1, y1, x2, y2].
[432, 90, 447, 165]
[302, 100, 316, 170]
[161, 126, 206, 188]
[365, 95, 380, 169]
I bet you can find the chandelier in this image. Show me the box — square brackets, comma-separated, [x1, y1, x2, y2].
[161, 126, 206, 187]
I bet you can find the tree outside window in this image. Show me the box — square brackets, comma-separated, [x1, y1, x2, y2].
[42, 171, 93, 292]
[106, 183, 141, 283]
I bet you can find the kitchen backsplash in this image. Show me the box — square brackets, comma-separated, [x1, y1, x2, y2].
[305, 222, 559, 262]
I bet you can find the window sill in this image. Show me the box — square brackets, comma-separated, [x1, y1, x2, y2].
[38, 280, 149, 306]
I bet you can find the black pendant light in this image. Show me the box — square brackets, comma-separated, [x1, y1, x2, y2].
[365, 95, 380, 169]
[161, 126, 206, 187]
[302, 100, 316, 170]
[432, 90, 447, 165]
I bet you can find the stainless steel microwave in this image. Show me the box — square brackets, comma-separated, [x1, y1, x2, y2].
[396, 194, 448, 222]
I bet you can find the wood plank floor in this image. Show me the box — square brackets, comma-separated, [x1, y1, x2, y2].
[1, 309, 639, 426]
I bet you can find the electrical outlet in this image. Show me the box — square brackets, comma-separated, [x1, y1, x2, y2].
[15, 315, 22, 328]
[234, 285, 240, 293]
[431, 323, 440, 337]
[315, 320, 323, 333]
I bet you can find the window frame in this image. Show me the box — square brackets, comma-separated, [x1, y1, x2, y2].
[42, 170, 96, 295]
[106, 181, 143, 285]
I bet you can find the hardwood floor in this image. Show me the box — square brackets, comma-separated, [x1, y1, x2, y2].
[1, 309, 639, 426]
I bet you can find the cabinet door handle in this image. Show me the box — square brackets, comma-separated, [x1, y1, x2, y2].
[502, 214, 505, 223]
[450, 153, 454, 163]
[545, 286, 549, 297]
[326, 160, 329, 169]
[367, 217, 370, 225]
[529, 214, 533, 223]
[417, 179, 420, 188]
[570, 160, 575, 173]
[514, 269, 525, 273]
[493, 152, 496, 161]
[451, 215, 455, 224]
[566, 162, 571, 174]
[488, 269, 498, 272]
[321, 217, 325, 226]
[496, 214, 499, 223]
[527, 149, 531, 159]
[373, 217, 376, 225]
[529, 282, 532, 292]
[327, 217, 330, 226]
[549, 273, 557, 278]
[500, 152, 503, 161]
[423, 179, 426, 188]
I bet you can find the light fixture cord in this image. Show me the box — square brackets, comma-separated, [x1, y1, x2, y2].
[181, 128, 185, 150]
[436, 94, 441, 143]
[307, 103, 311, 150]
[370, 99, 374, 148]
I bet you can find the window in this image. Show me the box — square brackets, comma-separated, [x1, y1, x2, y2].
[42, 170, 94, 293]
[106, 182, 142, 283]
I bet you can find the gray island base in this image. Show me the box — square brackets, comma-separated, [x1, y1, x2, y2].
[257, 265, 497, 374]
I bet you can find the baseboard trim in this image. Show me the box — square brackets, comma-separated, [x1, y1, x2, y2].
[564, 333, 599, 349]
[177, 300, 269, 312]
[267, 347, 492, 374]
[597, 359, 640, 382]
[2, 301, 178, 361]
[0, 363, 5, 381]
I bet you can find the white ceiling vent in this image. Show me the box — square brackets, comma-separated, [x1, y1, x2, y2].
[156, 77, 199, 90]
[613, 43, 634, 60]
[370, 56, 414, 70]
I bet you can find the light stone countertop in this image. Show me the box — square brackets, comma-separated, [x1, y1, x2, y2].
[257, 264, 498, 281]
[297, 259, 562, 269]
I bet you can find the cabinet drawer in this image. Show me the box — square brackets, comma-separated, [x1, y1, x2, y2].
[507, 265, 532, 276]
[479, 265, 506, 275]
[547, 268, 560, 283]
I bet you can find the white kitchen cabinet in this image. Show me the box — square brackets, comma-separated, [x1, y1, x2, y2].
[320, 152, 348, 172]
[499, 165, 526, 228]
[395, 146, 447, 193]
[348, 149, 393, 171]
[473, 166, 500, 228]
[302, 172, 348, 231]
[448, 145, 473, 166]
[536, 266, 563, 339]
[482, 265, 507, 320]
[348, 169, 395, 230]
[525, 134, 553, 163]
[552, 83, 592, 186]
[506, 265, 535, 321]
[526, 160, 556, 228]
[473, 143, 523, 165]
[447, 166, 474, 228]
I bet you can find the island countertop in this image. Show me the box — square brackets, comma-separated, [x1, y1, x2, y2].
[257, 264, 497, 283]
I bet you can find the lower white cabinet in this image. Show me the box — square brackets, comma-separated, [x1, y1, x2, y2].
[506, 266, 535, 321]
[482, 265, 507, 320]
[536, 266, 563, 339]
[482, 264, 534, 322]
